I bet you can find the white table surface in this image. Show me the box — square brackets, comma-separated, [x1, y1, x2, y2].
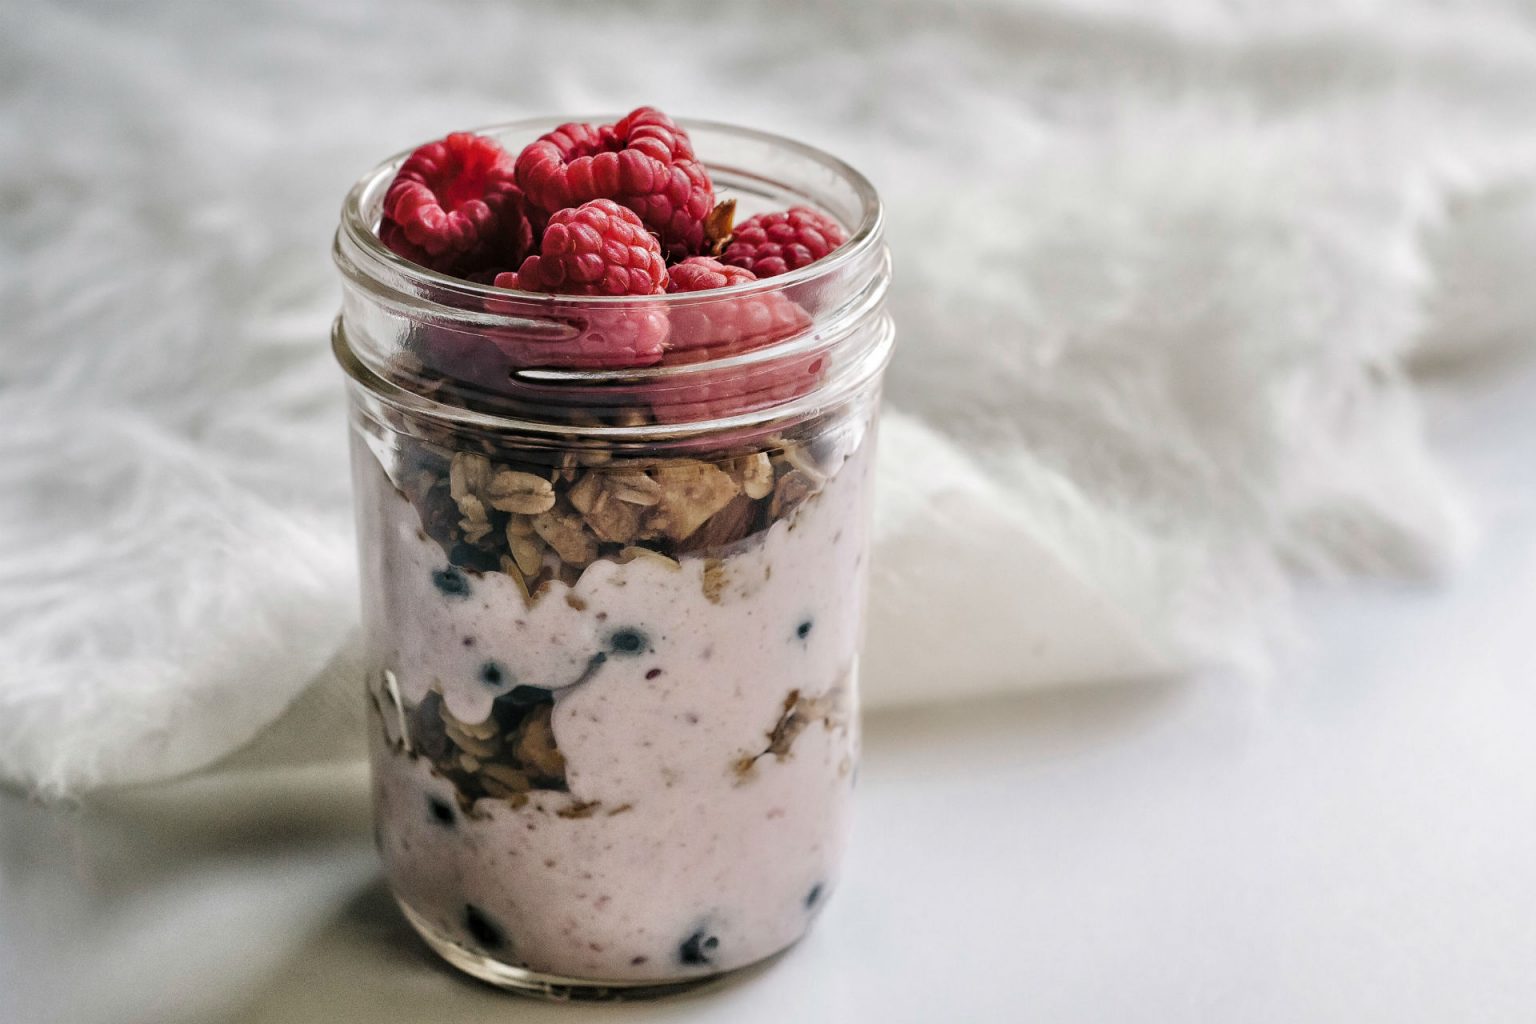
[5, 362, 1534, 1024]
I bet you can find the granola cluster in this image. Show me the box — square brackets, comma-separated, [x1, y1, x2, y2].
[395, 426, 834, 604]
[372, 682, 573, 814]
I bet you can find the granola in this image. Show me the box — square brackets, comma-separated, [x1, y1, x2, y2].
[393, 405, 845, 604]
[374, 682, 574, 813]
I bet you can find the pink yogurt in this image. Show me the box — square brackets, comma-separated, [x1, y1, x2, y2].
[355, 436, 873, 981]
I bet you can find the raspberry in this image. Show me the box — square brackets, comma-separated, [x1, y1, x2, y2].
[651, 257, 821, 422]
[482, 206, 668, 369]
[413, 201, 669, 380]
[664, 258, 803, 347]
[720, 206, 846, 278]
[479, 276, 668, 371]
[488, 305, 669, 371]
[416, 293, 668, 381]
[509, 199, 668, 296]
[666, 256, 756, 294]
[381, 132, 532, 276]
[515, 106, 714, 260]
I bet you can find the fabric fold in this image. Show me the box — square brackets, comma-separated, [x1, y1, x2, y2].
[4, 0, 1536, 795]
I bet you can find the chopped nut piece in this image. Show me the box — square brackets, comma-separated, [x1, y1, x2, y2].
[505, 515, 535, 537]
[650, 460, 739, 540]
[484, 469, 556, 515]
[566, 472, 604, 514]
[737, 452, 774, 499]
[531, 510, 598, 566]
[680, 493, 757, 553]
[515, 705, 567, 780]
[770, 470, 816, 519]
[585, 497, 643, 544]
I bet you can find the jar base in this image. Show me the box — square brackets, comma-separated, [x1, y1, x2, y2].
[397, 898, 791, 1002]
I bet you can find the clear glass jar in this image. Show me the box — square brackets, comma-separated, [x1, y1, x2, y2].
[332, 118, 892, 999]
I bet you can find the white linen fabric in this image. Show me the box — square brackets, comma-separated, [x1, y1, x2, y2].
[3, 0, 1535, 796]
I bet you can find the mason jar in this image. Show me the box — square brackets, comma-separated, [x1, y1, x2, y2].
[331, 118, 892, 999]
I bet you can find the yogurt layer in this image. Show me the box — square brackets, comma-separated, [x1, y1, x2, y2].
[357, 435, 873, 981]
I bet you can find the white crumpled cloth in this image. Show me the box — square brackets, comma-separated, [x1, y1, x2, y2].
[3, 0, 1536, 796]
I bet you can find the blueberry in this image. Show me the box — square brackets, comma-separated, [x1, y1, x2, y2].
[427, 796, 455, 827]
[431, 566, 471, 598]
[463, 904, 506, 950]
[805, 883, 824, 909]
[479, 660, 508, 688]
[608, 628, 648, 656]
[796, 619, 813, 640]
[678, 929, 720, 966]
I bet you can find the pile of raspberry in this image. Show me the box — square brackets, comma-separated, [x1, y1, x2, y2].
[378, 106, 847, 377]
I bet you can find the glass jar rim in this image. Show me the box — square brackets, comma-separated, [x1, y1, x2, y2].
[336, 115, 885, 310]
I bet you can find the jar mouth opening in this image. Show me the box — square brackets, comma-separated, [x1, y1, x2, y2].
[337, 115, 885, 312]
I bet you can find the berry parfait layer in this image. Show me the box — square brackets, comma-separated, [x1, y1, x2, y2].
[332, 109, 893, 999]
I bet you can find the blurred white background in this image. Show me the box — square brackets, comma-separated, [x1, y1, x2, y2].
[3, 1, 1536, 1021]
